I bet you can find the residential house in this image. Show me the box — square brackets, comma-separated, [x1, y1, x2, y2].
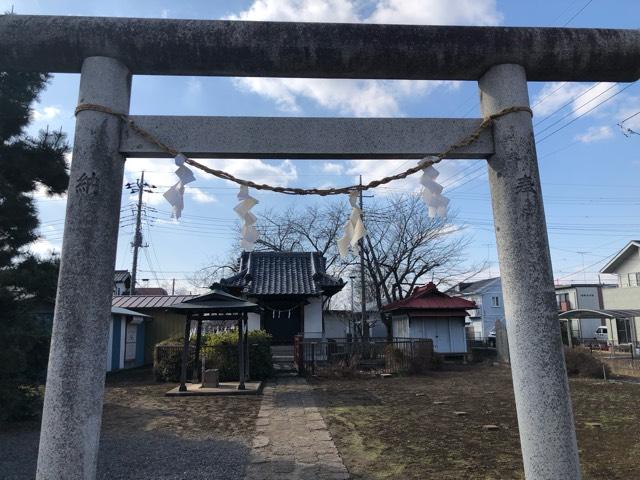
[383, 282, 476, 354]
[450, 277, 505, 339]
[599, 240, 640, 344]
[555, 283, 606, 341]
[113, 270, 131, 295]
[220, 251, 345, 344]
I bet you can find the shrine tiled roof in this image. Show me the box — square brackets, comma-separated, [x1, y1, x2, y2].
[220, 251, 345, 297]
[383, 282, 476, 313]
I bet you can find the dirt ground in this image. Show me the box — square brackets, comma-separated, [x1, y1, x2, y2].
[310, 365, 640, 480]
[0, 368, 262, 479]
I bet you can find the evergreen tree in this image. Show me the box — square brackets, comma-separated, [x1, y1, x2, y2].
[0, 71, 69, 420]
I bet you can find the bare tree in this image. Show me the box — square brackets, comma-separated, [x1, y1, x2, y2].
[256, 201, 350, 275]
[360, 195, 482, 336]
[255, 193, 481, 337]
[186, 252, 241, 290]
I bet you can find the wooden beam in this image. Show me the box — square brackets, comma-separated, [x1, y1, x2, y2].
[121, 116, 493, 159]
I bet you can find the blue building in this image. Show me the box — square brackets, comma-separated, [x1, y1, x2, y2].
[107, 307, 152, 372]
[450, 277, 506, 339]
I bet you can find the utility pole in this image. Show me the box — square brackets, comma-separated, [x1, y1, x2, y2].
[125, 172, 156, 295]
[577, 251, 590, 283]
[358, 176, 374, 339]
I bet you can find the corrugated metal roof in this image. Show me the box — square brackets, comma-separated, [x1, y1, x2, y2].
[220, 251, 344, 296]
[112, 295, 197, 309]
[383, 282, 476, 313]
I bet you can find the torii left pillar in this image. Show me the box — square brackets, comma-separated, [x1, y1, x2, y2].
[36, 56, 131, 479]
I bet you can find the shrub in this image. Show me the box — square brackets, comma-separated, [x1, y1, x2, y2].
[203, 329, 273, 381]
[409, 341, 434, 374]
[154, 330, 273, 382]
[564, 347, 610, 378]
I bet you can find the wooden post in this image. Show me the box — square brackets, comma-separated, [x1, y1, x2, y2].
[179, 315, 191, 392]
[244, 316, 250, 381]
[238, 314, 245, 390]
[193, 318, 203, 382]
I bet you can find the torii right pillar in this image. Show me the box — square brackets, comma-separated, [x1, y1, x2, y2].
[479, 64, 581, 479]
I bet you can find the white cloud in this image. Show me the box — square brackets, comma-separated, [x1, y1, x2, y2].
[28, 238, 59, 256]
[533, 82, 619, 119]
[187, 187, 217, 203]
[575, 126, 613, 143]
[235, 77, 452, 117]
[32, 106, 61, 122]
[227, 0, 360, 22]
[322, 162, 344, 174]
[368, 0, 502, 25]
[197, 158, 298, 187]
[346, 158, 476, 195]
[227, 0, 498, 116]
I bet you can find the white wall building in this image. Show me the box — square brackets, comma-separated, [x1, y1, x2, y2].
[450, 277, 505, 339]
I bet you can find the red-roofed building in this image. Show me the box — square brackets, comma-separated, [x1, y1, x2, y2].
[383, 282, 476, 354]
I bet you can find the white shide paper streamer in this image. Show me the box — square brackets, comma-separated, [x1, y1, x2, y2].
[163, 153, 196, 219]
[234, 185, 259, 251]
[338, 190, 367, 258]
[419, 158, 449, 218]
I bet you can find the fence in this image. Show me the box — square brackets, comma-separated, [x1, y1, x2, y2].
[154, 343, 272, 382]
[293, 336, 434, 375]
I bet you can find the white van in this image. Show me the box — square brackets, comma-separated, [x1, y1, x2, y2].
[594, 326, 608, 342]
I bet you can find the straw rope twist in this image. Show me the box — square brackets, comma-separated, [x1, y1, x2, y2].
[75, 103, 532, 196]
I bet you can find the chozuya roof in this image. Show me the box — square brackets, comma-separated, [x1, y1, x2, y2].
[219, 251, 345, 297]
[383, 282, 476, 315]
[169, 290, 260, 313]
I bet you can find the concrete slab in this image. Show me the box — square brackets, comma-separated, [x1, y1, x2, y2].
[165, 381, 264, 397]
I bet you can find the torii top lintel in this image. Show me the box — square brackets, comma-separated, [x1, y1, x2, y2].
[0, 14, 639, 82]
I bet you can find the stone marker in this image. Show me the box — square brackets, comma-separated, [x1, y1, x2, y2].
[415, 393, 425, 397]
[585, 422, 602, 428]
[453, 411, 468, 416]
[201, 369, 219, 388]
[483, 425, 500, 431]
[433, 401, 446, 405]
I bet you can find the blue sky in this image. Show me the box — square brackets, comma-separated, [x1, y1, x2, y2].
[7, 0, 640, 294]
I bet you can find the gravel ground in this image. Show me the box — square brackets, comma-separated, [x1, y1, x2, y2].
[1, 430, 250, 480]
[0, 368, 261, 479]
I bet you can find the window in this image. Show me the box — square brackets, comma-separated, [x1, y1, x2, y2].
[491, 296, 500, 307]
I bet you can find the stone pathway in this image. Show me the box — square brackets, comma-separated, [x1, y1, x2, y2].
[245, 375, 350, 480]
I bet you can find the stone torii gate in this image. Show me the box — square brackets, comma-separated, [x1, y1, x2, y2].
[1, 14, 639, 480]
